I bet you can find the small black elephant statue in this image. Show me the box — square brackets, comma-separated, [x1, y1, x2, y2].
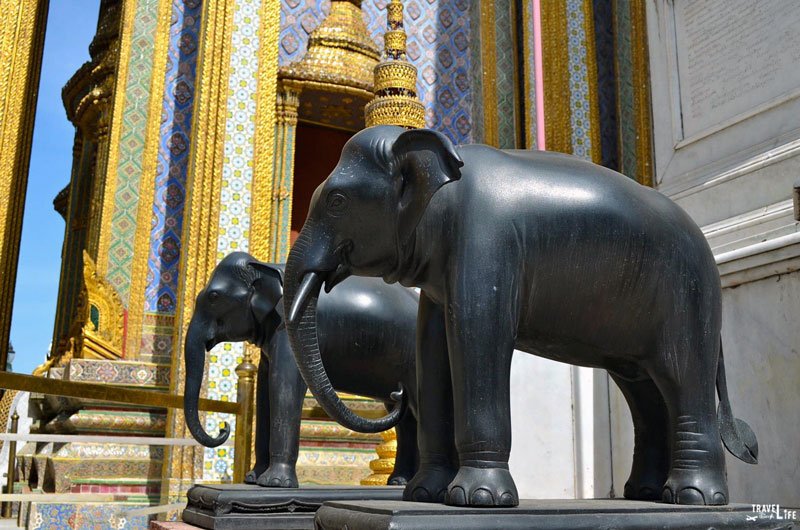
[283, 125, 758, 507]
[183, 251, 420, 487]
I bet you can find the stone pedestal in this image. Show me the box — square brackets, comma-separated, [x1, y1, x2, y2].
[182, 484, 404, 530]
[315, 500, 798, 530]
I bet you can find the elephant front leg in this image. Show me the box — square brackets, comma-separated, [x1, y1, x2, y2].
[444, 276, 519, 507]
[257, 329, 307, 488]
[403, 293, 458, 503]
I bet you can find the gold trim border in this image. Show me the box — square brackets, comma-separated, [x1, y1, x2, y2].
[541, 0, 571, 154]
[480, 0, 498, 147]
[125, 0, 173, 358]
[0, 0, 49, 369]
[250, 0, 281, 262]
[630, 0, 653, 186]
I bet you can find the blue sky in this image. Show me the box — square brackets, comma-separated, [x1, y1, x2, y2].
[9, 1, 99, 374]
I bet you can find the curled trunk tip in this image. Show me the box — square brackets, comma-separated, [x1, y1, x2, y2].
[284, 242, 405, 433]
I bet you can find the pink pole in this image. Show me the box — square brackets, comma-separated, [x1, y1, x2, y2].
[532, 0, 545, 150]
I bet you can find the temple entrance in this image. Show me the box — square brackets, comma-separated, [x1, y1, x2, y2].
[290, 124, 353, 246]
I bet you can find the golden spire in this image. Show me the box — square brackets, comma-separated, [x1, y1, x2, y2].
[279, 0, 380, 94]
[364, 0, 426, 128]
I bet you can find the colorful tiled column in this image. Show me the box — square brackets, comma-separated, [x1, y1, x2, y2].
[161, 0, 281, 507]
[269, 84, 300, 262]
[540, 0, 602, 162]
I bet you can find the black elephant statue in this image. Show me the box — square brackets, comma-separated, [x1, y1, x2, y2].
[183, 251, 420, 487]
[283, 125, 758, 507]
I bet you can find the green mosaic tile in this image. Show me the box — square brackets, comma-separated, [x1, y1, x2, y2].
[105, 0, 160, 305]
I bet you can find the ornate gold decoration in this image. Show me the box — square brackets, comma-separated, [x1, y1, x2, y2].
[250, 0, 282, 265]
[478, 1, 498, 145]
[125, 0, 174, 359]
[277, 0, 378, 133]
[361, 428, 398, 485]
[60, 251, 125, 363]
[364, 0, 425, 129]
[51, 0, 123, 366]
[629, 0, 653, 186]
[268, 84, 301, 262]
[541, 0, 572, 154]
[0, 0, 49, 370]
[279, 0, 379, 96]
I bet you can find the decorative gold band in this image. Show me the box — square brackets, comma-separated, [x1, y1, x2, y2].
[373, 62, 418, 93]
[365, 96, 425, 128]
[384, 30, 407, 53]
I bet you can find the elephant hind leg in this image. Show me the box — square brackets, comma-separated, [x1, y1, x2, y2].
[609, 373, 669, 500]
[387, 406, 419, 485]
[650, 336, 728, 505]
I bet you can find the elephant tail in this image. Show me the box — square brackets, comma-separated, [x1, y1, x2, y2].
[716, 340, 758, 464]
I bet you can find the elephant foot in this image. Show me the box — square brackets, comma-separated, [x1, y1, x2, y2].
[661, 468, 728, 505]
[403, 465, 457, 503]
[624, 481, 662, 501]
[244, 463, 268, 485]
[257, 462, 299, 488]
[623, 467, 668, 501]
[387, 474, 408, 486]
[445, 466, 518, 507]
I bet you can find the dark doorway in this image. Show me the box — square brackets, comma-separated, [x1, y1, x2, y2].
[290, 123, 353, 246]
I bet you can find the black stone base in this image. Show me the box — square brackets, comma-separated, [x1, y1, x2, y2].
[182, 484, 404, 530]
[315, 499, 798, 530]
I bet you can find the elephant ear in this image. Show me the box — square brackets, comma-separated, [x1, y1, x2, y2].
[248, 261, 284, 323]
[391, 129, 463, 246]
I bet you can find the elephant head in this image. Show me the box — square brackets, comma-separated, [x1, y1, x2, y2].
[184, 251, 283, 447]
[284, 125, 463, 433]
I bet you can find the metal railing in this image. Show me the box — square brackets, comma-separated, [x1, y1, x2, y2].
[0, 360, 257, 518]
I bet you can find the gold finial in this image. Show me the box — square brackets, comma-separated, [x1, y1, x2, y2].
[364, 0, 426, 129]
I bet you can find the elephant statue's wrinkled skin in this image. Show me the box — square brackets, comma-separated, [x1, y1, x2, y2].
[283, 125, 758, 507]
[183, 252, 419, 488]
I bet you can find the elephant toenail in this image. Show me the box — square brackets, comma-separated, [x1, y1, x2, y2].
[712, 492, 727, 505]
[499, 492, 517, 506]
[661, 487, 674, 503]
[677, 487, 705, 505]
[447, 486, 467, 505]
[411, 487, 430, 502]
[470, 488, 495, 505]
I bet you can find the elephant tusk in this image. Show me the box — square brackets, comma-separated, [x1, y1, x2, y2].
[288, 271, 323, 325]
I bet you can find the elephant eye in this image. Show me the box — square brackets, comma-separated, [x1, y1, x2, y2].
[208, 291, 219, 304]
[326, 191, 349, 217]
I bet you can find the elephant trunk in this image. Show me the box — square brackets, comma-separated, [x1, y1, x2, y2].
[184, 315, 230, 447]
[284, 221, 405, 434]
